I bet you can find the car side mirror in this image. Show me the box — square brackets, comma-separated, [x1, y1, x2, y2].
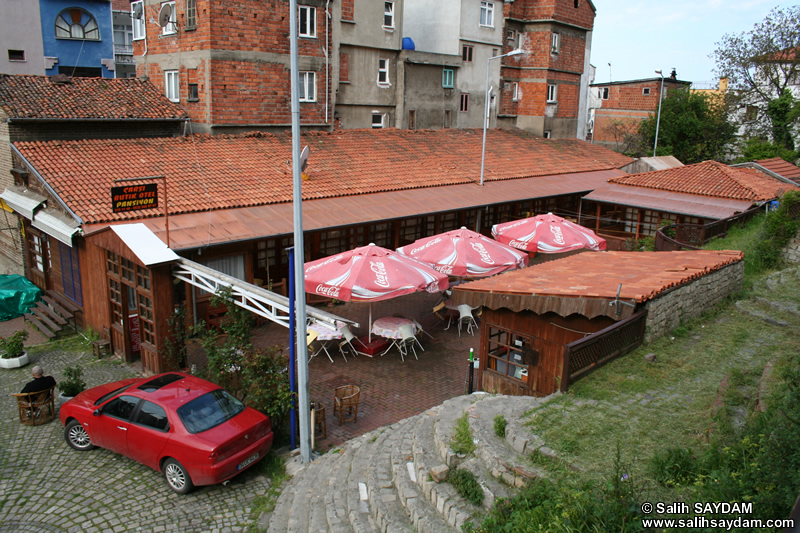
[93, 409, 101, 417]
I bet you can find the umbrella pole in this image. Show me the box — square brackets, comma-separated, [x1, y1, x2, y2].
[369, 304, 372, 343]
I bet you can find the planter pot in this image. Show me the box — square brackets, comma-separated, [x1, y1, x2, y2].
[0, 351, 29, 369]
[58, 392, 74, 405]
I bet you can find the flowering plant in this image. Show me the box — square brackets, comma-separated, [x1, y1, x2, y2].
[0, 330, 29, 359]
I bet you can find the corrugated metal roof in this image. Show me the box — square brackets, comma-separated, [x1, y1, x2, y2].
[755, 158, 800, 183]
[110, 224, 180, 266]
[637, 155, 684, 171]
[452, 250, 744, 320]
[31, 208, 80, 246]
[0, 187, 46, 220]
[583, 182, 754, 219]
[84, 169, 626, 250]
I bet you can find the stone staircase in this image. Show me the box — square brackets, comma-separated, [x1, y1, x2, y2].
[735, 266, 800, 329]
[264, 392, 556, 533]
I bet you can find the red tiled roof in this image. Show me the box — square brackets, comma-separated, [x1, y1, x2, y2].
[0, 74, 188, 120]
[12, 128, 633, 224]
[608, 160, 797, 201]
[453, 250, 744, 318]
[755, 157, 800, 184]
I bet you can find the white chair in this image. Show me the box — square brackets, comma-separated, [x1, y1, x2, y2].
[397, 323, 420, 362]
[339, 324, 368, 359]
[457, 304, 478, 337]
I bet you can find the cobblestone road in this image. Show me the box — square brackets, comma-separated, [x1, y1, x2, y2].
[0, 337, 274, 533]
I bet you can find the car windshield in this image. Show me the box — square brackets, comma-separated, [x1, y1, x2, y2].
[95, 383, 136, 406]
[177, 389, 245, 434]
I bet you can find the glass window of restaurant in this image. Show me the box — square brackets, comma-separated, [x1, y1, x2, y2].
[486, 326, 533, 382]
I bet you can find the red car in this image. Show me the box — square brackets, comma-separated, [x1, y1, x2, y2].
[59, 372, 273, 494]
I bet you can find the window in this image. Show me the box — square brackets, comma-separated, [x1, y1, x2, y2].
[30, 234, 45, 273]
[442, 69, 454, 88]
[506, 30, 515, 41]
[59, 242, 83, 306]
[744, 105, 758, 122]
[642, 87, 651, 95]
[460, 93, 469, 112]
[188, 83, 198, 101]
[178, 390, 245, 434]
[372, 112, 385, 128]
[510, 82, 519, 101]
[55, 8, 100, 40]
[8, 50, 25, 62]
[131, 1, 146, 40]
[378, 58, 390, 86]
[547, 84, 557, 102]
[102, 395, 140, 420]
[600, 87, 609, 99]
[408, 110, 416, 130]
[299, 71, 316, 101]
[185, 0, 197, 30]
[551, 32, 560, 53]
[109, 278, 123, 325]
[299, 6, 316, 38]
[480, 1, 494, 27]
[486, 327, 534, 383]
[139, 294, 154, 345]
[134, 401, 169, 431]
[462, 45, 474, 62]
[113, 24, 133, 53]
[161, 2, 177, 35]
[384, 2, 394, 29]
[543, 130, 551, 139]
[164, 70, 179, 102]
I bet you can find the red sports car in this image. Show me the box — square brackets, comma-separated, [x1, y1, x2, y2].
[59, 372, 273, 494]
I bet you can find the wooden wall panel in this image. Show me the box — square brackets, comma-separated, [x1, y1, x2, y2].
[81, 241, 112, 337]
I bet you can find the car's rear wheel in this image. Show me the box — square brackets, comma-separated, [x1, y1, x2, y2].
[64, 419, 95, 451]
[163, 458, 194, 494]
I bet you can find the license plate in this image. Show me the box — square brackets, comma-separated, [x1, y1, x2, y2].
[238, 452, 259, 471]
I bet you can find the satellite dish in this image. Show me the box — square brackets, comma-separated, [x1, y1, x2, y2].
[157, 3, 173, 28]
[299, 145, 310, 172]
[132, 3, 143, 20]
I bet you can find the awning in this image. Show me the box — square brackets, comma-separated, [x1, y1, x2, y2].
[31, 208, 80, 246]
[110, 223, 180, 266]
[0, 187, 46, 219]
[583, 183, 754, 220]
[83, 169, 627, 250]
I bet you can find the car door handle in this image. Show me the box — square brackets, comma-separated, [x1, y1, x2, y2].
[117, 426, 128, 431]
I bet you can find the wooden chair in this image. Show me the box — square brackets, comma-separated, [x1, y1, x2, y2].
[332, 385, 360, 425]
[12, 384, 57, 426]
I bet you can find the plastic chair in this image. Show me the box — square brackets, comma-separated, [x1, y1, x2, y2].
[12, 385, 57, 426]
[339, 324, 368, 358]
[457, 304, 478, 336]
[333, 385, 360, 425]
[397, 323, 420, 362]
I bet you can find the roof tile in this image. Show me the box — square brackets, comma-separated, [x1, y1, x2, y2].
[755, 157, 800, 183]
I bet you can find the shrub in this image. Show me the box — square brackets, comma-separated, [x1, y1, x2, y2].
[451, 412, 476, 455]
[750, 190, 800, 272]
[0, 330, 29, 358]
[447, 468, 483, 506]
[59, 365, 87, 397]
[493, 415, 507, 439]
[649, 447, 697, 487]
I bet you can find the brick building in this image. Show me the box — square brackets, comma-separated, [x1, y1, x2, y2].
[590, 74, 690, 152]
[132, 0, 594, 138]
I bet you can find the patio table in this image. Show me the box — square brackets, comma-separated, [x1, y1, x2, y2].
[308, 321, 344, 363]
[371, 317, 417, 340]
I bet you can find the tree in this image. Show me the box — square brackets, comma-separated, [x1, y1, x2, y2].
[638, 88, 735, 164]
[734, 138, 798, 164]
[712, 6, 800, 145]
[601, 119, 644, 156]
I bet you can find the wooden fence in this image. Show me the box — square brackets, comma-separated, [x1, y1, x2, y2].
[655, 205, 764, 251]
[561, 310, 648, 391]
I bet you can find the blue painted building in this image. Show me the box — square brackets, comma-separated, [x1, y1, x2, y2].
[39, 0, 114, 78]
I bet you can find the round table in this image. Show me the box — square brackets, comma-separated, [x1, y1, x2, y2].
[308, 321, 343, 341]
[371, 317, 417, 339]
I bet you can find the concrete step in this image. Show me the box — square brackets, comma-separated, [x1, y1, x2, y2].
[433, 393, 490, 468]
[322, 444, 360, 533]
[366, 418, 417, 533]
[391, 413, 458, 532]
[734, 300, 792, 327]
[343, 431, 382, 533]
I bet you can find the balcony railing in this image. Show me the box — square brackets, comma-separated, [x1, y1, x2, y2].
[114, 43, 133, 55]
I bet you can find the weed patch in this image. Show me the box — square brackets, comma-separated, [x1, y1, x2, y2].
[451, 412, 476, 455]
[447, 469, 483, 506]
[493, 415, 506, 439]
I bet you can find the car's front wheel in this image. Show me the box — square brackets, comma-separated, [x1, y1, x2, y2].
[64, 419, 95, 451]
[163, 458, 195, 494]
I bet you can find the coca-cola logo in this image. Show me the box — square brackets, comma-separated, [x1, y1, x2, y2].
[315, 284, 340, 298]
[470, 242, 495, 264]
[550, 225, 565, 245]
[509, 240, 528, 250]
[496, 219, 529, 234]
[435, 265, 454, 275]
[410, 237, 442, 256]
[306, 253, 345, 272]
[371, 261, 390, 288]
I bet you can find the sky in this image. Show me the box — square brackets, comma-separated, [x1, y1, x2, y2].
[589, 0, 798, 86]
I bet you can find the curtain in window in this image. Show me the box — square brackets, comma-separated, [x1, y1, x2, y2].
[59, 241, 83, 305]
[199, 254, 245, 295]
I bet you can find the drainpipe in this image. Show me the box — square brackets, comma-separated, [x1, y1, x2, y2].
[325, 0, 330, 124]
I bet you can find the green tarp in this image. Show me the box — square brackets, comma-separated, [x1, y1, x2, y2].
[0, 275, 41, 321]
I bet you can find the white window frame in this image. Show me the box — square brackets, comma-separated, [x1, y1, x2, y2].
[165, 70, 179, 102]
[131, 1, 146, 40]
[547, 84, 557, 103]
[601, 87, 609, 100]
[551, 32, 560, 53]
[442, 69, 454, 89]
[161, 2, 177, 35]
[299, 71, 316, 102]
[480, 2, 494, 28]
[384, 2, 395, 30]
[378, 58, 390, 86]
[372, 112, 385, 128]
[642, 87, 651, 95]
[512, 82, 519, 101]
[299, 6, 316, 38]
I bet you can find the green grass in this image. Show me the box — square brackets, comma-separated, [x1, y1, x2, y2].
[451, 412, 476, 455]
[246, 453, 289, 531]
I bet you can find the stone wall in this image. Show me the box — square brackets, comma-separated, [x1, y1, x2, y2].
[782, 233, 800, 264]
[643, 261, 744, 342]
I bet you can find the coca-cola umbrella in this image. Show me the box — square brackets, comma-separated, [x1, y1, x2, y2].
[396, 227, 529, 278]
[491, 213, 607, 254]
[304, 243, 449, 341]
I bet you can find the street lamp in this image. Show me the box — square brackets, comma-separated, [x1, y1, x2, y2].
[480, 48, 524, 186]
[653, 69, 665, 157]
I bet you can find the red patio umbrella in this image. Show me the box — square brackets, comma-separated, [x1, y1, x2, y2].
[396, 227, 529, 278]
[304, 243, 448, 340]
[491, 213, 607, 254]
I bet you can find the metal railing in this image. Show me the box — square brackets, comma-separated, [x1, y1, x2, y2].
[655, 204, 764, 251]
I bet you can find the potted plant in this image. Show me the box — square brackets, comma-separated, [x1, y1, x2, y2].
[0, 330, 30, 369]
[58, 365, 87, 403]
